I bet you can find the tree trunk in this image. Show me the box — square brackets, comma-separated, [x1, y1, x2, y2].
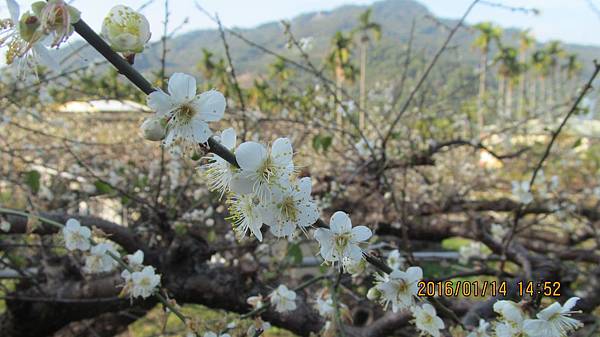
[540, 76, 546, 111]
[359, 40, 367, 130]
[518, 52, 527, 118]
[336, 73, 343, 128]
[477, 48, 488, 136]
[498, 75, 505, 118]
[506, 81, 513, 118]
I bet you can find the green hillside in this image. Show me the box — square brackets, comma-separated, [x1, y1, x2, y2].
[62, 0, 600, 88]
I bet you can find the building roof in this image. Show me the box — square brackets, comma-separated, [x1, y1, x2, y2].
[57, 100, 151, 114]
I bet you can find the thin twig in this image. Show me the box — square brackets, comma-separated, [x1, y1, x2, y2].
[383, 0, 480, 148]
[529, 60, 600, 189]
[215, 14, 248, 141]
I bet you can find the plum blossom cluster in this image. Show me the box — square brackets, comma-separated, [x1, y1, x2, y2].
[62, 218, 161, 300]
[0, 0, 80, 71]
[269, 284, 297, 313]
[143, 72, 226, 156]
[492, 298, 583, 337]
[366, 265, 446, 336]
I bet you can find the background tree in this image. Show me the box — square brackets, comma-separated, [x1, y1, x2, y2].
[326, 31, 357, 127]
[494, 46, 522, 118]
[473, 22, 503, 135]
[518, 29, 535, 116]
[353, 8, 381, 130]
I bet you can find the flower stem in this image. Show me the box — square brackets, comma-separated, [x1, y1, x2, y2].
[0, 207, 188, 325]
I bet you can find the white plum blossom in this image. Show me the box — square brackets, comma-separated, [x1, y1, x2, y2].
[0, 219, 10, 232]
[247, 320, 271, 336]
[227, 193, 266, 241]
[262, 177, 319, 238]
[130, 266, 161, 299]
[1, 0, 57, 73]
[493, 300, 526, 337]
[314, 211, 372, 269]
[232, 138, 294, 201]
[459, 242, 489, 264]
[495, 322, 523, 337]
[146, 73, 226, 155]
[343, 258, 366, 276]
[387, 249, 405, 270]
[467, 319, 490, 337]
[269, 284, 297, 313]
[490, 223, 508, 243]
[62, 218, 91, 251]
[246, 294, 265, 309]
[35, 0, 80, 48]
[355, 138, 373, 157]
[522, 297, 583, 337]
[140, 115, 166, 141]
[412, 303, 445, 337]
[203, 127, 239, 196]
[203, 332, 231, 337]
[374, 266, 422, 312]
[84, 242, 119, 273]
[101, 5, 150, 54]
[124, 250, 144, 270]
[512, 180, 533, 204]
[314, 289, 335, 318]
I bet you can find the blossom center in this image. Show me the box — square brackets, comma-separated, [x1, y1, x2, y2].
[176, 103, 196, 123]
[395, 279, 409, 295]
[279, 196, 298, 222]
[258, 156, 276, 182]
[139, 277, 150, 287]
[334, 233, 351, 252]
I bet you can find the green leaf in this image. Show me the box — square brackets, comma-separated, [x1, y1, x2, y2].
[572, 138, 582, 149]
[312, 134, 333, 153]
[24, 170, 41, 194]
[287, 243, 303, 265]
[321, 135, 333, 152]
[312, 134, 322, 151]
[94, 180, 113, 194]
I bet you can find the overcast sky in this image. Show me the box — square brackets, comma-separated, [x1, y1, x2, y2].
[1, 0, 600, 46]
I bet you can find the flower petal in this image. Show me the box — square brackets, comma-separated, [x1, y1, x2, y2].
[297, 201, 319, 227]
[147, 90, 175, 115]
[406, 266, 423, 282]
[65, 218, 79, 230]
[191, 118, 211, 143]
[7, 0, 19, 24]
[195, 90, 226, 122]
[330, 211, 351, 234]
[562, 297, 580, 312]
[249, 222, 263, 242]
[351, 226, 372, 242]
[168, 73, 196, 102]
[296, 177, 312, 198]
[34, 44, 60, 72]
[220, 127, 237, 150]
[230, 176, 254, 195]
[236, 141, 267, 171]
[271, 138, 293, 166]
[344, 244, 363, 262]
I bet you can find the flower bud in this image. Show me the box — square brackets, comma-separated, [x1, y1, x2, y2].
[101, 5, 151, 54]
[32, 0, 81, 47]
[366, 287, 382, 301]
[140, 116, 166, 141]
[18, 12, 41, 43]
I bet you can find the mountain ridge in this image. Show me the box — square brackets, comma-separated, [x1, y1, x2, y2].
[61, 0, 600, 85]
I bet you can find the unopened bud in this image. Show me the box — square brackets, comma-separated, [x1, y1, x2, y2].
[366, 287, 382, 301]
[101, 5, 151, 54]
[18, 12, 40, 43]
[141, 116, 167, 141]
